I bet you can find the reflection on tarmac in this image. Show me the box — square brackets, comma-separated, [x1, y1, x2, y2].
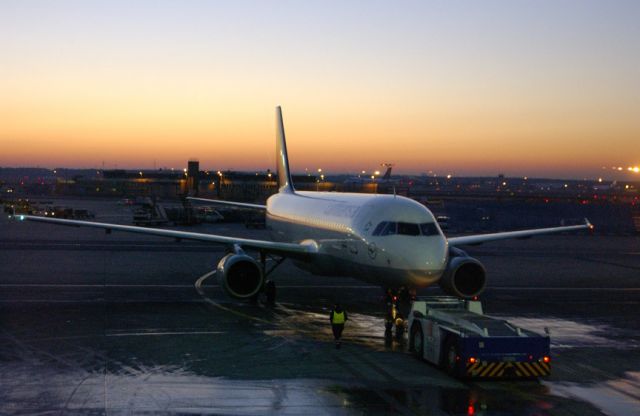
[1, 287, 611, 415]
[190, 273, 610, 415]
[195, 271, 399, 351]
[2, 220, 639, 414]
[497, 316, 638, 349]
[548, 372, 640, 416]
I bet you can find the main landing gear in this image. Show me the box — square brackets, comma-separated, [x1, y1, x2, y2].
[251, 252, 285, 306]
[384, 287, 414, 344]
[264, 280, 276, 306]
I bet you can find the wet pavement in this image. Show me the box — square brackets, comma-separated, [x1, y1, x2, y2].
[1, 200, 639, 415]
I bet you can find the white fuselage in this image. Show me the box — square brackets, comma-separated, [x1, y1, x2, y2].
[265, 191, 449, 289]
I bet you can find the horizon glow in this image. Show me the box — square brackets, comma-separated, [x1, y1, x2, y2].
[1, 1, 639, 181]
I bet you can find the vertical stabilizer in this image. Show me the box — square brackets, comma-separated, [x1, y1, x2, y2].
[276, 106, 295, 193]
[381, 163, 393, 180]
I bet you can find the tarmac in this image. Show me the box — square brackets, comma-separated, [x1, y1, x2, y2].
[1, 198, 639, 415]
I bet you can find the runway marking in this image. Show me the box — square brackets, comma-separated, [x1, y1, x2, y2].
[575, 256, 640, 271]
[348, 350, 403, 385]
[0, 301, 209, 305]
[332, 354, 416, 416]
[105, 331, 225, 337]
[490, 287, 640, 291]
[63, 372, 94, 414]
[193, 273, 370, 344]
[0, 284, 196, 288]
[0, 329, 78, 369]
[0, 283, 379, 289]
[194, 270, 272, 324]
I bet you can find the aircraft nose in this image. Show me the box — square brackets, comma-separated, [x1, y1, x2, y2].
[393, 236, 448, 284]
[413, 236, 448, 270]
[373, 235, 448, 285]
[417, 238, 448, 285]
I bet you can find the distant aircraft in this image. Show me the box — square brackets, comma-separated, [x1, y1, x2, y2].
[380, 163, 393, 181]
[343, 163, 394, 185]
[17, 107, 592, 335]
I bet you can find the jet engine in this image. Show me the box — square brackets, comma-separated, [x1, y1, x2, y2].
[439, 247, 486, 299]
[216, 254, 264, 299]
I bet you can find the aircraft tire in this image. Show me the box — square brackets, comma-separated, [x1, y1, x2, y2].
[410, 324, 423, 359]
[265, 280, 276, 306]
[394, 322, 404, 342]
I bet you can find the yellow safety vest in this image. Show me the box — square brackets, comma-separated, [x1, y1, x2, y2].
[332, 311, 345, 324]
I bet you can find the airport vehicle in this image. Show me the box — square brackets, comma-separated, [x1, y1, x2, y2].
[408, 297, 551, 378]
[132, 197, 169, 226]
[16, 107, 592, 333]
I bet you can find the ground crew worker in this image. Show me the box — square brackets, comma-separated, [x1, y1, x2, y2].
[329, 303, 348, 348]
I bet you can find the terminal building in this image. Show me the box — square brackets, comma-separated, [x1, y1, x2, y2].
[51, 160, 320, 204]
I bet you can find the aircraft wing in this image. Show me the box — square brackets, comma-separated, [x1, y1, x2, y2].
[187, 197, 266, 210]
[447, 219, 593, 246]
[16, 215, 315, 258]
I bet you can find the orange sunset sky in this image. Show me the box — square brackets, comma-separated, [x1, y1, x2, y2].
[1, 1, 638, 179]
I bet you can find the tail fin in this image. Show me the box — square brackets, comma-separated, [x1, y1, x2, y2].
[382, 166, 392, 180]
[276, 106, 295, 193]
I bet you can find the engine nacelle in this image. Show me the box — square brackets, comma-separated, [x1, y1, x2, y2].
[216, 254, 264, 299]
[439, 249, 486, 299]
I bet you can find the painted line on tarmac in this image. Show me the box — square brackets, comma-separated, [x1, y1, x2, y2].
[194, 280, 345, 342]
[348, 350, 404, 385]
[0, 283, 379, 289]
[0, 299, 206, 303]
[575, 256, 640, 271]
[194, 270, 272, 324]
[0, 284, 195, 288]
[490, 287, 640, 291]
[332, 354, 418, 416]
[105, 331, 225, 337]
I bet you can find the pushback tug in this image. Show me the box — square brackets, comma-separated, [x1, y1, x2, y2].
[407, 297, 551, 378]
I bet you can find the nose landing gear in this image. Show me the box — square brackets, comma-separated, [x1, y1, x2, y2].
[384, 287, 414, 344]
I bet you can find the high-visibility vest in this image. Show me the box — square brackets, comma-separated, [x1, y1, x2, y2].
[332, 311, 345, 324]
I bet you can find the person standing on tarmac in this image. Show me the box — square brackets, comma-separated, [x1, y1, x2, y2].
[330, 303, 348, 348]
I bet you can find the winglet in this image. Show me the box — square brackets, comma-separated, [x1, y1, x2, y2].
[585, 218, 595, 233]
[276, 106, 295, 193]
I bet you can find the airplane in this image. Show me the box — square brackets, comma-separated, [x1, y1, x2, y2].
[14, 106, 592, 336]
[343, 163, 394, 185]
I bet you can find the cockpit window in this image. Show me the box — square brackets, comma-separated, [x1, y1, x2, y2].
[372, 221, 396, 236]
[397, 222, 420, 236]
[420, 222, 439, 236]
[372, 221, 440, 236]
[380, 222, 397, 236]
[372, 222, 387, 236]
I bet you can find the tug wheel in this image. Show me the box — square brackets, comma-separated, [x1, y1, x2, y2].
[442, 337, 459, 376]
